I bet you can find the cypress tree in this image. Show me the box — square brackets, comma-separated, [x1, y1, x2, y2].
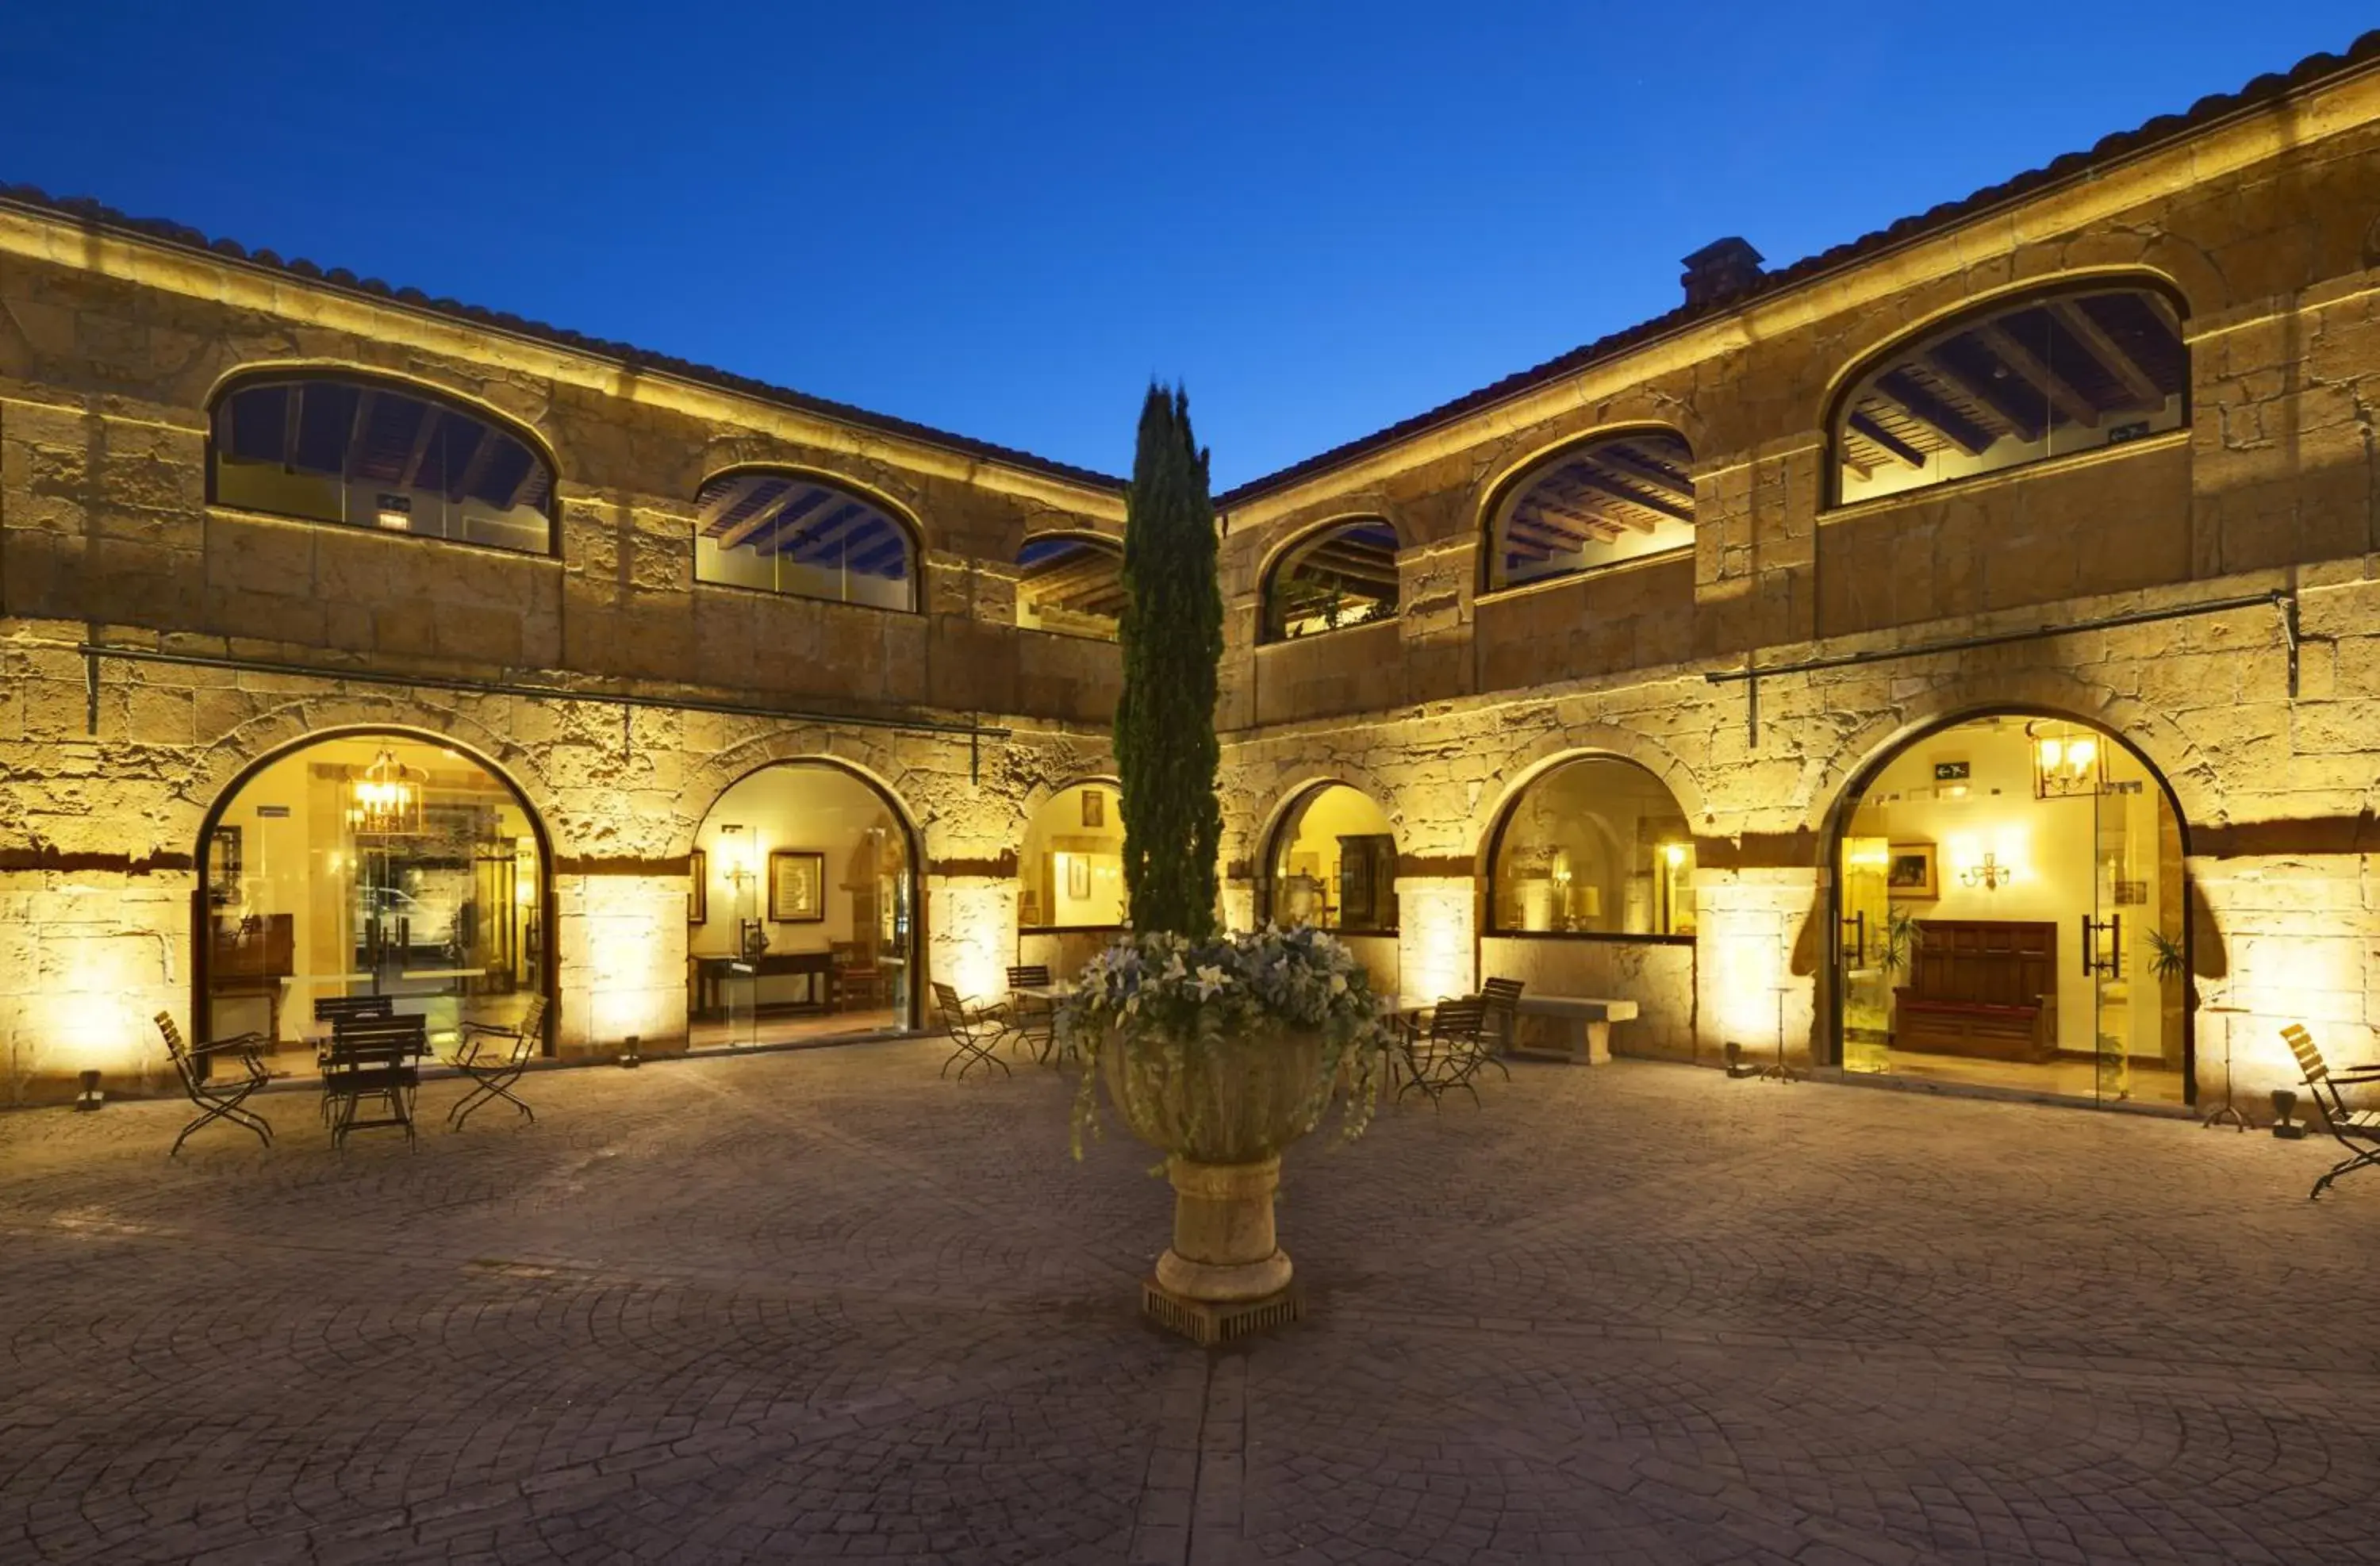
[1115, 383, 1223, 940]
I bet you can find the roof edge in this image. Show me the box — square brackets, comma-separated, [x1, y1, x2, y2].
[1215, 25, 2380, 512]
[0, 186, 1127, 497]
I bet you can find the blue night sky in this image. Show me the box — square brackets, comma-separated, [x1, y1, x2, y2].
[2, 5, 2370, 489]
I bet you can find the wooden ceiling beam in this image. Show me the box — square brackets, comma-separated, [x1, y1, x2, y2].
[280, 382, 305, 473]
[1923, 348, 2046, 443]
[1871, 370, 1994, 455]
[1593, 446, 1695, 501]
[700, 475, 781, 529]
[446, 424, 505, 505]
[2048, 301, 2163, 409]
[718, 487, 831, 551]
[771, 503, 872, 560]
[1561, 467, 1690, 524]
[340, 390, 379, 481]
[1540, 489, 1653, 535]
[396, 400, 443, 489]
[1846, 409, 1928, 470]
[1973, 323, 2101, 428]
[1509, 508, 1604, 546]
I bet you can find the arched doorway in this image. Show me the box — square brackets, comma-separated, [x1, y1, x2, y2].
[1828, 710, 2192, 1106]
[1016, 777, 1127, 981]
[688, 761, 919, 1046]
[1477, 755, 1698, 1058]
[197, 730, 551, 1065]
[1261, 781, 1400, 995]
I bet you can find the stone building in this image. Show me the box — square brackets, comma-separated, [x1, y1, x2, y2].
[5, 33, 2379, 1115]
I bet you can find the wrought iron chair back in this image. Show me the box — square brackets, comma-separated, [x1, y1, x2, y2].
[154, 1011, 274, 1157]
[322, 1012, 424, 1149]
[933, 982, 1012, 1081]
[1399, 996, 1492, 1108]
[450, 996, 547, 1130]
[1476, 977, 1523, 1082]
[1005, 964, 1059, 1063]
[2283, 1023, 2380, 1199]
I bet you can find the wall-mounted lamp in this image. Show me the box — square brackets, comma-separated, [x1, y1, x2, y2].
[1960, 852, 2010, 891]
[1661, 842, 1687, 868]
[717, 824, 754, 886]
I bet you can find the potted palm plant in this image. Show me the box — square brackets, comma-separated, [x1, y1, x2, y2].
[1060, 386, 1392, 1336]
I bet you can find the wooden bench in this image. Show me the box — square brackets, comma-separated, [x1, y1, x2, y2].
[1506, 995, 1639, 1065]
[1892, 919, 2057, 1063]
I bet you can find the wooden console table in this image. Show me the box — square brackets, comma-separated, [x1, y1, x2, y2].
[692, 952, 838, 1019]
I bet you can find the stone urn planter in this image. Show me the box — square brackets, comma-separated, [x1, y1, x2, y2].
[1063, 927, 1393, 1341]
[1100, 1022, 1330, 1303]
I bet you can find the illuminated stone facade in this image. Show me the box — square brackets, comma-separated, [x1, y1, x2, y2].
[5, 39, 2380, 1108]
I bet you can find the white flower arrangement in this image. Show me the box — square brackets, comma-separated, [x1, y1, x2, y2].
[1059, 924, 1395, 1160]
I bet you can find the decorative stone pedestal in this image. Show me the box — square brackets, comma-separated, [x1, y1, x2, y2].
[1140, 1154, 1307, 1345]
[1141, 1277, 1305, 1346]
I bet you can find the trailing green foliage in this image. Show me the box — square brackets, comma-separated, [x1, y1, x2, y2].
[1115, 384, 1223, 939]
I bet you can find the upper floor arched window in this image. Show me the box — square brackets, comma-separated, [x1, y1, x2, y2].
[1016, 533, 1123, 639]
[1261, 518, 1399, 643]
[1484, 431, 1694, 593]
[695, 470, 917, 611]
[1831, 282, 2187, 506]
[209, 372, 555, 554]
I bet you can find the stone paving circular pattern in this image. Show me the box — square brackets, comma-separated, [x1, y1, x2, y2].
[3, 1044, 2378, 1564]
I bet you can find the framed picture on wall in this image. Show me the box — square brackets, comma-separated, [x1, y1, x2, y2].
[688, 848, 707, 924]
[1066, 854, 1091, 901]
[1081, 789, 1106, 828]
[769, 850, 826, 923]
[1885, 842, 1937, 900]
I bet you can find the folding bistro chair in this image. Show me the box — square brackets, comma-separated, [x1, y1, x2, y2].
[2282, 1024, 2380, 1199]
[155, 1013, 274, 1157]
[312, 995, 393, 1123]
[933, 982, 1012, 1080]
[1006, 964, 1058, 1064]
[1477, 977, 1523, 1083]
[321, 1012, 424, 1150]
[449, 995, 548, 1130]
[1397, 996, 1491, 1108]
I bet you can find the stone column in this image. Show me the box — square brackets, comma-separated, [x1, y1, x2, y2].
[556, 871, 688, 1057]
[2188, 852, 2378, 1111]
[1694, 867, 1821, 1068]
[1396, 876, 1476, 1004]
[927, 873, 1019, 1007]
[0, 869, 191, 1105]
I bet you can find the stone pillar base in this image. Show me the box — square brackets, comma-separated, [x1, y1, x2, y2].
[1154, 1154, 1292, 1301]
[1140, 1277, 1305, 1347]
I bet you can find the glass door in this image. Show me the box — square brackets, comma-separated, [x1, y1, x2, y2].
[1839, 837, 1893, 1074]
[2087, 783, 2131, 1103]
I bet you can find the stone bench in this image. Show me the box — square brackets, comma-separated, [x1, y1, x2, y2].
[1507, 995, 1639, 1065]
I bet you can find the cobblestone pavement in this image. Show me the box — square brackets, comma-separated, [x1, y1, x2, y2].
[4, 1044, 2378, 1564]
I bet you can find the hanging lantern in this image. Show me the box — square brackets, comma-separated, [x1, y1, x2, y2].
[346, 747, 425, 835]
[2026, 720, 2105, 800]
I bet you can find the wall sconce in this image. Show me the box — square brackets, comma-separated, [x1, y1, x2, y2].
[717, 824, 754, 886]
[2027, 720, 2104, 799]
[1661, 842, 1687, 868]
[1960, 852, 2010, 890]
[75, 1069, 104, 1111]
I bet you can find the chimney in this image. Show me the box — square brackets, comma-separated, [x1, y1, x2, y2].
[1679, 237, 1764, 309]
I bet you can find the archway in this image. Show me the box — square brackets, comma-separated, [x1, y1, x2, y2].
[687, 759, 920, 1046]
[1826, 709, 2193, 1107]
[1260, 781, 1400, 995]
[197, 729, 552, 1064]
[1477, 754, 1699, 1060]
[1016, 777, 1127, 981]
